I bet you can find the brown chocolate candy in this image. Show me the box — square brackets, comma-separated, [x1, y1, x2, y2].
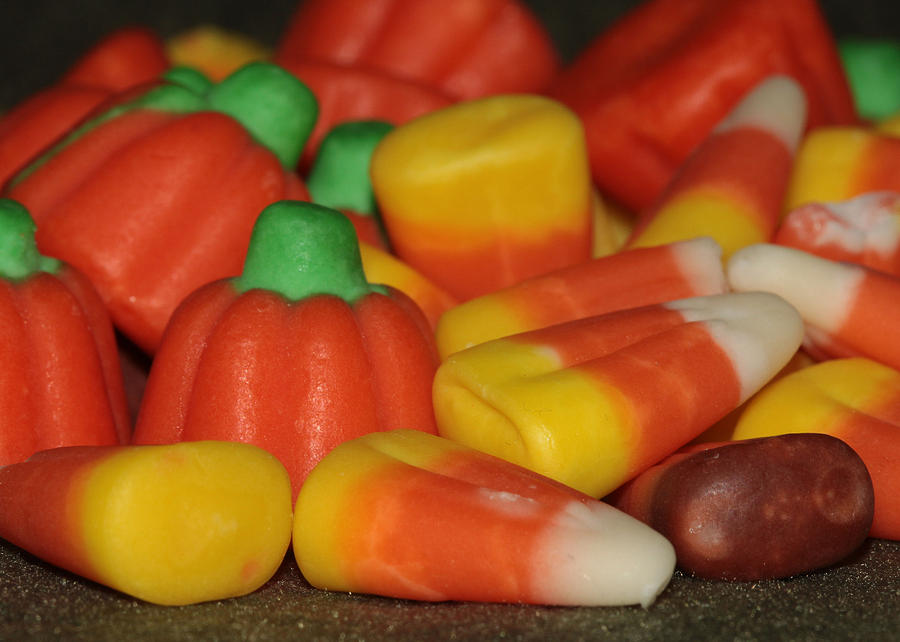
[613, 433, 874, 581]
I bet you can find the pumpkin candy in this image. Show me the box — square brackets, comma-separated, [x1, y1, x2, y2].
[275, 0, 559, 100]
[0, 199, 130, 463]
[0, 26, 168, 187]
[4, 63, 317, 354]
[132, 200, 439, 499]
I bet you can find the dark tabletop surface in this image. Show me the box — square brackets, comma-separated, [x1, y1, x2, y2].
[2, 1, 900, 640]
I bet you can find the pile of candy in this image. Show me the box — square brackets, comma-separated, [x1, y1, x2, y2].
[1, 0, 899, 609]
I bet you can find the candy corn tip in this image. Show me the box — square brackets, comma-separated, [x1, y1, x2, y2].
[726, 243, 865, 334]
[670, 236, 727, 295]
[668, 291, 804, 402]
[715, 74, 807, 152]
[533, 501, 676, 607]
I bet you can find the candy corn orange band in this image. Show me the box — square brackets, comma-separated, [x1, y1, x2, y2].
[371, 94, 593, 300]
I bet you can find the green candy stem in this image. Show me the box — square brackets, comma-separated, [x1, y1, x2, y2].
[0, 199, 61, 281]
[234, 201, 386, 302]
[307, 120, 394, 215]
[208, 62, 318, 170]
[162, 65, 215, 96]
[839, 38, 900, 121]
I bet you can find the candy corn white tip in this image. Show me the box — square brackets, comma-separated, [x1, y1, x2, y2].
[714, 75, 807, 152]
[727, 243, 864, 333]
[667, 292, 804, 402]
[670, 236, 727, 295]
[533, 500, 675, 607]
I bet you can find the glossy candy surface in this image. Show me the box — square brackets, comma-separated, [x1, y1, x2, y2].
[609, 433, 874, 580]
[294, 429, 675, 607]
[0, 441, 293, 605]
[434, 292, 803, 497]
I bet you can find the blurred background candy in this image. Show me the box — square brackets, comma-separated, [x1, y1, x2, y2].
[547, 0, 858, 213]
[775, 191, 900, 275]
[0, 27, 168, 187]
[786, 125, 900, 210]
[3, 63, 315, 354]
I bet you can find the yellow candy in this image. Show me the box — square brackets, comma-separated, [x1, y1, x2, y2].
[785, 127, 873, 210]
[371, 94, 593, 300]
[0, 441, 294, 606]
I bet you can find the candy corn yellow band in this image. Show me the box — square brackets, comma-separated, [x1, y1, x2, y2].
[734, 357, 900, 439]
[294, 443, 399, 591]
[785, 128, 871, 211]
[630, 189, 767, 260]
[434, 340, 633, 497]
[436, 295, 533, 359]
[371, 94, 591, 243]
[81, 442, 292, 605]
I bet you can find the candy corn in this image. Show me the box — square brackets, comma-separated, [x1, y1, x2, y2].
[774, 191, 900, 276]
[786, 126, 900, 210]
[358, 241, 458, 329]
[728, 242, 900, 369]
[370, 94, 593, 300]
[434, 292, 803, 497]
[0, 441, 293, 605]
[435, 236, 727, 359]
[293, 429, 676, 607]
[627, 75, 806, 259]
